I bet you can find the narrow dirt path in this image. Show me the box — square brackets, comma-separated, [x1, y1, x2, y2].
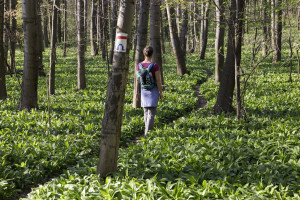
[194, 85, 208, 109]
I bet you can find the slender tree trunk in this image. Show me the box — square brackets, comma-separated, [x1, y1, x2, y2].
[57, 0, 61, 43]
[235, 0, 245, 120]
[84, 0, 88, 50]
[165, 0, 187, 76]
[200, 2, 210, 60]
[109, 0, 118, 64]
[49, 0, 58, 95]
[77, 0, 86, 89]
[37, 0, 44, 75]
[193, 0, 200, 47]
[19, 0, 40, 110]
[3, 0, 9, 71]
[179, 2, 188, 60]
[10, 0, 17, 71]
[0, 0, 7, 99]
[132, 0, 139, 62]
[97, 0, 136, 177]
[97, 0, 101, 53]
[160, 10, 165, 54]
[262, 0, 269, 57]
[43, 5, 49, 48]
[272, 0, 282, 63]
[100, 0, 109, 61]
[214, 0, 236, 113]
[132, 0, 150, 108]
[91, 0, 98, 56]
[176, 3, 181, 36]
[215, 0, 225, 83]
[63, 0, 67, 57]
[150, 0, 164, 84]
[298, 5, 300, 30]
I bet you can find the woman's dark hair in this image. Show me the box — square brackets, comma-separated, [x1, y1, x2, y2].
[143, 46, 153, 57]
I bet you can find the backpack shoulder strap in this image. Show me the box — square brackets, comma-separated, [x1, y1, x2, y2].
[147, 63, 154, 71]
[138, 63, 144, 70]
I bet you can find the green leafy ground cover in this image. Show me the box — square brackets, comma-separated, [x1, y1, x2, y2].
[0, 47, 208, 199]
[21, 60, 300, 199]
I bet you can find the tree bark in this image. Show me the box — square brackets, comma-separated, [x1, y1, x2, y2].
[36, 0, 44, 75]
[97, 0, 136, 177]
[262, 0, 270, 57]
[49, 0, 58, 95]
[91, 0, 98, 56]
[3, 0, 9, 71]
[213, 0, 237, 113]
[0, 0, 7, 99]
[84, 0, 88, 50]
[200, 2, 210, 60]
[63, 0, 67, 57]
[150, 0, 164, 84]
[193, 0, 200, 46]
[271, 0, 282, 63]
[165, 0, 187, 76]
[57, 0, 61, 43]
[235, 0, 245, 120]
[19, 0, 40, 110]
[160, 9, 165, 54]
[132, 0, 150, 108]
[100, 0, 109, 61]
[179, 2, 188, 60]
[109, 0, 118, 64]
[43, 4, 49, 48]
[215, 0, 225, 83]
[10, 0, 17, 71]
[77, 0, 86, 89]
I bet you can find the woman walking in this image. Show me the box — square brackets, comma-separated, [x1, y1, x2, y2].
[136, 46, 163, 136]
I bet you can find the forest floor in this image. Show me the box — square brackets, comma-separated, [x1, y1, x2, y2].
[1, 47, 299, 199]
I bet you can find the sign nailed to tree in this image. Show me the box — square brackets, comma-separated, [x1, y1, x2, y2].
[114, 33, 128, 53]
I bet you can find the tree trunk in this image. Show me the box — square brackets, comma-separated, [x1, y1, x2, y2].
[109, 0, 118, 64]
[165, 0, 187, 76]
[132, 0, 139, 62]
[43, 5, 49, 48]
[49, 0, 58, 95]
[0, 0, 7, 99]
[90, 0, 98, 56]
[213, 0, 236, 113]
[160, 9, 165, 54]
[262, 0, 269, 57]
[97, 0, 136, 177]
[150, 0, 164, 84]
[84, 0, 88, 50]
[132, 0, 149, 108]
[200, 2, 210, 60]
[10, 0, 17, 71]
[3, 0, 9, 71]
[193, 0, 200, 47]
[19, 0, 40, 110]
[215, 0, 225, 83]
[77, 0, 86, 89]
[57, 0, 61, 43]
[176, 3, 181, 36]
[63, 0, 67, 57]
[272, 0, 282, 63]
[100, 0, 109, 61]
[298, 5, 300, 30]
[36, 0, 44, 75]
[179, 2, 188, 60]
[235, 0, 245, 120]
